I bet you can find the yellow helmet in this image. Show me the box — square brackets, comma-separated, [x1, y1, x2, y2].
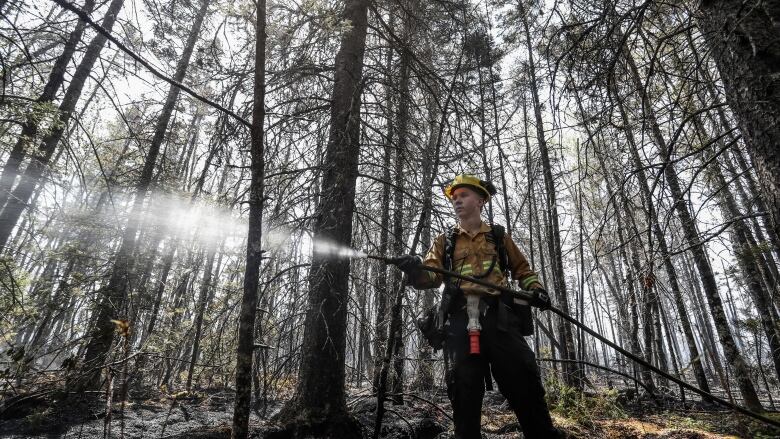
[443, 174, 497, 201]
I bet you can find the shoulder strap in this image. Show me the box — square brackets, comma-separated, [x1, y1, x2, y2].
[443, 226, 458, 285]
[490, 224, 510, 278]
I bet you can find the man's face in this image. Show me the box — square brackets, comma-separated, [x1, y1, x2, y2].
[450, 186, 485, 220]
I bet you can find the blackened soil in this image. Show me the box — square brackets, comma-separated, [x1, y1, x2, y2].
[2, 386, 777, 438]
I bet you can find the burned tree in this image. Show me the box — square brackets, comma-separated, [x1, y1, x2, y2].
[272, 0, 369, 436]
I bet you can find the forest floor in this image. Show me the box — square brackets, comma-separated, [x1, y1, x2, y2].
[1, 384, 779, 438]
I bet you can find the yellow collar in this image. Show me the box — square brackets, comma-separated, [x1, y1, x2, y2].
[456, 221, 491, 237]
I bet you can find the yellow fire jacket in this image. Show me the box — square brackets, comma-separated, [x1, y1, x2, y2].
[410, 221, 543, 295]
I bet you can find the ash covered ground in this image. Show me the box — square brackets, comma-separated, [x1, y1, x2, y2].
[1, 385, 777, 438]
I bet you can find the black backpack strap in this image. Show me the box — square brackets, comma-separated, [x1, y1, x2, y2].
[437, 227, 462, 336]
[491, 224, 534, 335]
[487, 224, 510, 279]
[443, 226, 458, 286]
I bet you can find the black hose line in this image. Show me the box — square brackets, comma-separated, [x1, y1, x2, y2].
[550, 306, 779, 429]
[370, 254, 780, 430]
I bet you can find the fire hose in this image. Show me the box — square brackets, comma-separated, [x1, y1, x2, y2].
[366, 254, 780, 430]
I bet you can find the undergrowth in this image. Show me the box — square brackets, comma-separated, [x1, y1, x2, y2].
[543, 377, 780, 438]
[545, 378, 626, 428]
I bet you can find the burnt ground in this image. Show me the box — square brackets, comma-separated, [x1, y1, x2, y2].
[1, 385, 779, 438]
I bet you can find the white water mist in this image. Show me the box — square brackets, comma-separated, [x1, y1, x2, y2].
[312, 239, 367, 259]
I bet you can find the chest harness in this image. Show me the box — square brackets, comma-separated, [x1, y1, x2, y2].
[442, 224, 508, 286]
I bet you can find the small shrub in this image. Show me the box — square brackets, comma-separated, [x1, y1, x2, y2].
[24, 407, 51, 430]
[546, 379, 626, 427]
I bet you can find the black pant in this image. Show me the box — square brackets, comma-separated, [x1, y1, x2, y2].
[444, 300, 557, 439]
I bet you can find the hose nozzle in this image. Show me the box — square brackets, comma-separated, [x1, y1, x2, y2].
[466, 295, 481, 355]
[366, 254, 394, 264]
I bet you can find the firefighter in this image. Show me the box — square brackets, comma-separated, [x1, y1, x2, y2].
[395, 174, 563, 439]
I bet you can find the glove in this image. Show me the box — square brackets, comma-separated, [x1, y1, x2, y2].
[529, 287, 552, 310]
[392, 254, 422, 277]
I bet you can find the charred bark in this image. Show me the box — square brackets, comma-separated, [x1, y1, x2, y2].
[231, 0, 266, 436]
[698, 1, 780, 241]
[372, 41, 394, 391]
[271, 0, 368, 436]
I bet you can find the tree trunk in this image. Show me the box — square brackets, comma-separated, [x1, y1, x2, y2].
[355, 261, 372, 383]
[593, 146, 654, 391]
[387, 1, 418, 403]
[518, 0, 581, 389]
[388, 163, 406, 406]
[372, 40, 394, 391]
[684, 27, 780, 301]
[415, 48, 441, 392]
[186, 246, 217, 390]
[576, 146, 587, 367]
[698, 0, 780, 240]
[231, 0, 266, 436]
[272, 0, 368, 436]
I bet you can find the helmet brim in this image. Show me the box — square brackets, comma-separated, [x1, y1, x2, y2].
[445, 183, 491, 200]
